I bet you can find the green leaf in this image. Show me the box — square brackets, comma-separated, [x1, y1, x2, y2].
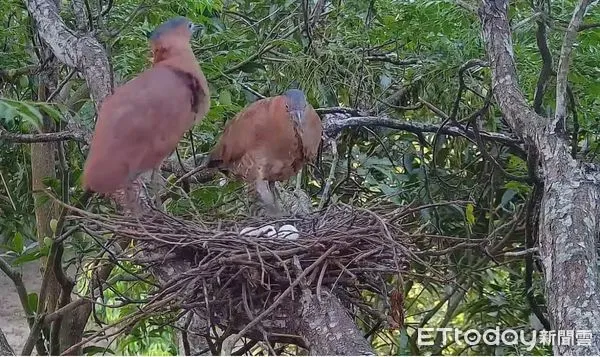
[11, 232, 24, 253]
[465, 203, 475, 226]
[27, 292, 38, 313]
[0, 99, 43, 130]
[19, 75, 29, 88]
[15, 101, 43, 130]
[50, 219, 58, 234]
[43, 236, 53, 250]
[35, 193, 51, 208]
[218, 89, 232, 106]
[0, 101, 18, 125]
[38, 103, 63, 123]
[42, 176, 61, 192]
[12, 250, 42, 265]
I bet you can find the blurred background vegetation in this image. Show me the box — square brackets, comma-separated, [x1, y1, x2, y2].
[1, 0, 599, 354]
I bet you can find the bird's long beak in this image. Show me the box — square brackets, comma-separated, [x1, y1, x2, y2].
[290, 110, 305, 128]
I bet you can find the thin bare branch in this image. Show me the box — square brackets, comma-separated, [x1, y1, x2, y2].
[0, 128, 86, 143]
[0, 258, 35, 327]
[365, 54, 420, 66]
[533, 15, 553, 115]
[579, 22, 600, 31]
[0, 65, 39, 82]
[554, 0, 596, 132]
[322, 113, 522, 147]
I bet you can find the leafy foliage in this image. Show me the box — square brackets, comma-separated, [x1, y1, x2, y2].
[1, 0, 598, 354]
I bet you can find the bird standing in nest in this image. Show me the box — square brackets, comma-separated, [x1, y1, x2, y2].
[206, 89, 322, 216]
[82, 17, 210, 210]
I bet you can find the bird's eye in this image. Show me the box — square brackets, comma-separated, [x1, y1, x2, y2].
[188, 22, 194, 30]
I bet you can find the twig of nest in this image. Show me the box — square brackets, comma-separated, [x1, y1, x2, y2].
[64, 201, 459, 343]
[70, 204, 418, 288]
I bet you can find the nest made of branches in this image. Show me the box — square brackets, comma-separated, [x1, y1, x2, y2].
[68, 202, 444, 332]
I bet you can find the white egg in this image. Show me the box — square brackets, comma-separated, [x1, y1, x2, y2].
[261, 225, 278, 237]
[278, 224, 299, 240]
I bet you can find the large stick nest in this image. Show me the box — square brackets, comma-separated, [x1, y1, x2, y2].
[69, 202, 439, 334]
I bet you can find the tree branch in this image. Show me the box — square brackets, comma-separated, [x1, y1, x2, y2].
[449, 59, 489, 122]
[553, 0, 595, 133]
[70, 0, 88, 32]
[578, 22, 600, 31]
[0, 258, 35, 328]
[479, 0, 548, 142]
[43, 298, 87, 324]
[25, 0, 112, 109]
[322, 113, 522, 147]
[364, 54, 420, 66]
[532, 16, 553, 115]
[0, 65, 39, 83]
[315, 106, 363, 116]
[0, 128, 86, 143]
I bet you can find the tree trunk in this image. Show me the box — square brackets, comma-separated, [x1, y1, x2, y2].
[148, 244, 373, 355]
[295, 291, 374, 355]
[30, 28, 62, 353]
[479, 0, 600, 354]
[26, 0, 112, 108]
[25, 0, 113, 353]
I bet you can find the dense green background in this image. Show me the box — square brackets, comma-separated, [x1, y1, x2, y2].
[1, 0, 599, 354]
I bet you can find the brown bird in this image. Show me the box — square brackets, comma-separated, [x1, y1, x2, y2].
[206, 89, 322, 215]
[82, 17, 210, 200]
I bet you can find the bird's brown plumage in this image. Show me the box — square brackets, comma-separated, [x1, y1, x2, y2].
[207, 95, 322, 183]
[83, 17, 209, 194]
